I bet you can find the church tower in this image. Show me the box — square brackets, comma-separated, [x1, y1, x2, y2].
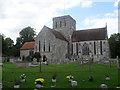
[53, 15, 76, 58]
[53, 15, 76, 41]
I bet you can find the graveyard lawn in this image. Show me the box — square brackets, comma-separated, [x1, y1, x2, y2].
[2, 62, 118, 88]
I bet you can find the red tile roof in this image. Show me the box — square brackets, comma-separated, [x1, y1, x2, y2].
[20, 41, 35, 50]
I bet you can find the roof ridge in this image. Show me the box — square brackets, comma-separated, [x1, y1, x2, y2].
[49, 29, 68, 41]
[20, 41, 35, 50]
[76, 27, 106, 31]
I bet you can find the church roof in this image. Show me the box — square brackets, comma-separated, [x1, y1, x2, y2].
[72, 27, 107, 42]
[49, 29, 68, 41]
[20, 41, 35, 50]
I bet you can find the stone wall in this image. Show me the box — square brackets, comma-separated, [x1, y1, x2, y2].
[72, 40, 110, 61]
[20, 49, 34, 60]
[35, 26, 68, 64]
[16, 62, 30, 68]
[53, 15, 76, 41]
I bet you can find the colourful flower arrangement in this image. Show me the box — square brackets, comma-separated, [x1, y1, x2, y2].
[20, 74, 26, 79]
[66, 75, 74, 79]
[35, 78, 45, 83]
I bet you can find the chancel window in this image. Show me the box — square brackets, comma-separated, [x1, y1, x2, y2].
[82, 43, 89, 55]
[94, 42, 96, 55]
[55, 22, 57, 28]
[76, 43, 78, 55]
[100, 41, 103, 55]
[64, 20, 66, 26]
[60, 21, 62, 27]
[39, 41, 40, 51]
[71, 44, 73, 55]
[49, 42, 50, 52]
[44, 41, 45, 52]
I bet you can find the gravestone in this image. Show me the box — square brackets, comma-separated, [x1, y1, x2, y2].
[32, 58, 38, 65]
[16, 62, 30, 68]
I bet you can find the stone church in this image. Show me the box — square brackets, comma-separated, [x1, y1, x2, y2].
[20, 15, 110, 64]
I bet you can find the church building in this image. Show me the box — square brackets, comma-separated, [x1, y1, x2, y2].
[20, 15, 110, 64]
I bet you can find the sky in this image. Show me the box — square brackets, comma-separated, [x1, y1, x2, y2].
[0, 0, 119, 43]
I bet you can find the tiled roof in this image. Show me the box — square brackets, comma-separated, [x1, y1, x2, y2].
[49, 29, 68, 41]
[20, 41, 35, 50]
[72, 27, 107, 42]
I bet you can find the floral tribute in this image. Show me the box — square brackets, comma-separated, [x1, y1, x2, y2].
[66, 75, 74, 79]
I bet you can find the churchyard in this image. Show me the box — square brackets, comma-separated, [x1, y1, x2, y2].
[2, 61, 119, 88]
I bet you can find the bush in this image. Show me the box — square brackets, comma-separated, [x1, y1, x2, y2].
[25, 56, 32, 62]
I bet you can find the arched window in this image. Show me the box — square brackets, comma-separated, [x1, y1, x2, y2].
[55, 22, 57, 28]
[100, 41, 103, 55]
[64, 20, 66, 26]
[60, 21, 62, 27]
[39, 41, 40, 51]
[71, 44, 73, 55]
[44, 41, 45, 52]
[82, 43, 89, 55]
[94, 42, 96, 55]
[76, 43, 78, 55]
[49, 42, 50, 52]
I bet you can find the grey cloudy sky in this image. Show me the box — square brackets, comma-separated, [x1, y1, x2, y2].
[0, 0, 119, 43]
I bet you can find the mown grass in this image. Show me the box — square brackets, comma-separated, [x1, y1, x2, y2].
[2, 62, 118, 88]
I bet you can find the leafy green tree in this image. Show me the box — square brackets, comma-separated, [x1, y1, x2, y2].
[0, 34, 15, 56]
[0, 34, 7, 55]
[4, 37, 14, 56]
[5, 38, 14, 48]
[108, 33, 120, 58]
[20, 26, 36, 44]
[11, 37, 23, 57]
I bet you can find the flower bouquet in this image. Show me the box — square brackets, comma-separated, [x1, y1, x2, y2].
[35, 78, 45, 88]
[20, 74, 26, 83]
[66, 75, 74, 82]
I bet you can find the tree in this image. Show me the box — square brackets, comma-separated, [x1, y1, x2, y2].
[0, 34, 7, 55]
[13, 37, 23, 57]
[108, 33, 120, 58]
[13, 27, 36, 57]
[19, 26, 36, 45]
[0, 34, 15, 56]
[5, 38, 14, 48]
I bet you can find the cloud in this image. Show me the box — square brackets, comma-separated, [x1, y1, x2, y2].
[83, 10, 118, 38]
[114, 0, 120, 7]
[80, 0, 93, 8]
[0, 0, 93, 42]
[104, 10, 118, 17]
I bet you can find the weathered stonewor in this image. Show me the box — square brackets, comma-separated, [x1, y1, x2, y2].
[16, 62, 30, 68]
[32, 58, 38, 65]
